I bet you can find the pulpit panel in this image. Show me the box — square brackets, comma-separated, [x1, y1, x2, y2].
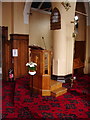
[30, 49, 51, 96]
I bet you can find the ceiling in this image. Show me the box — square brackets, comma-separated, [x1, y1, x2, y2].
[30, 1, 89, 18]
[31, 1, 52, 13]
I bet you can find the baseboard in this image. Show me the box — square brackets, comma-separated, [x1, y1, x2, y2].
[51, 74, 72, 83]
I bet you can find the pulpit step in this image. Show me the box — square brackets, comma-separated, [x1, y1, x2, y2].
[51, 80, 62, 91]
[51, 87, 67, 97]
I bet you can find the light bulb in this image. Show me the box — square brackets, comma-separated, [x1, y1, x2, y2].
[74, 16, 78, 21]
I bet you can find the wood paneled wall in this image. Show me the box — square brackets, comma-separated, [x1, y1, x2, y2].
[2, 26, 12, 81]
[74, 41, 86, 63]
[2, 27, 29, 81]
[10, 34, 29, 80]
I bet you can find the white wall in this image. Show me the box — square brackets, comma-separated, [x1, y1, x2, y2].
[29, 10, 53, 50]
[2, 2, 13, 39]
[13, 2, 29, 35]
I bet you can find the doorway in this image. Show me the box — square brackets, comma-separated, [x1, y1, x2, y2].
[74, 2, 87, 74]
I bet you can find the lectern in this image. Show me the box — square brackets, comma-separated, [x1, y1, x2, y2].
[30, 49, 51, 96]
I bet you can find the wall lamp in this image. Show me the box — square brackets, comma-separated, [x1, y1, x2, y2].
[71, 16, 79, 26]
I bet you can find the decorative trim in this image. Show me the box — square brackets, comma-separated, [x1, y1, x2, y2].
[10, 34, 29, 41]
[61, 0, 71, 11]
[10, 34, 29, 36]
[51, 74, 72, 83]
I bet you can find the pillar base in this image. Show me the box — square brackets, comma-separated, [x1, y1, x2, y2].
[51, 74, 72, 83]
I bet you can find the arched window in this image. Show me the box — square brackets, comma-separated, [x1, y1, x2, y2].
[50, 7, 61, 30]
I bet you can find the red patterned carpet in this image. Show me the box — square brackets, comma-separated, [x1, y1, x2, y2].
[2, 74, 90, 119]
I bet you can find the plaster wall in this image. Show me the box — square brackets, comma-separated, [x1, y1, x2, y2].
[29, 10, 53, 50]
[2, 2, 13, 39]
[13, 2, 29, 35]
[2, 2, 52, 50]
[2, 2, 29, 38]
[0, 2, 2, 26]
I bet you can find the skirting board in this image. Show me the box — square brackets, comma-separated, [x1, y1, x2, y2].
[51, 74, 72, 83]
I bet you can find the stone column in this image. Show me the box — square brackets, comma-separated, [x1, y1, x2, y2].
[52, 2, 76, 82]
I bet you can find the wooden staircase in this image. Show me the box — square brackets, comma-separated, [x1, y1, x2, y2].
[50, 80, 67, 97]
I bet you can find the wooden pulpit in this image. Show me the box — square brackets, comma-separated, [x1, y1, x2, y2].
[30, 48, 51, 96]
